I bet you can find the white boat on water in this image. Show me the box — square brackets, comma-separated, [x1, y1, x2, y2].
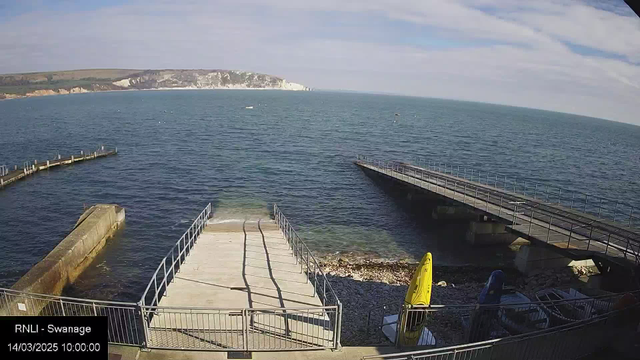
[245, 106, 254, 109]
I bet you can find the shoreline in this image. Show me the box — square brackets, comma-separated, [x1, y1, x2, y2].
[321, 257, 599, 346]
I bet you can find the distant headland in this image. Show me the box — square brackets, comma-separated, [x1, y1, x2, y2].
[0, 69, 310, 99]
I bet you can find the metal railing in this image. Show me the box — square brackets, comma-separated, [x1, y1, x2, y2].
[1, 203, 342, 352]
[141, 305, 339, 351]
[273, 203, 343, 347]
[134, 203, 342, 351]
[358, 155, 639, 229]
[410, 156, 639, 229]
[0, 287, 144, 346]
[140, 203, 212, 308]
[363, 294, 640, 360]
[356, 156, 640, 264]
[366, 291, 631, 349]
[0, 165, 7, 177]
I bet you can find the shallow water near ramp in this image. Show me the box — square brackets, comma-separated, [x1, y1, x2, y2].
[0, 90, 639, 302]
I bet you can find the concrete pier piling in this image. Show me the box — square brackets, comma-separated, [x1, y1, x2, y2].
[0, 146, 117, 190]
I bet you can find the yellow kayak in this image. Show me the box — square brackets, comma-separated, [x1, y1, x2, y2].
[399, 252, 432, 346]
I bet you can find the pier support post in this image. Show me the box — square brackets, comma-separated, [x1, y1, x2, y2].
[515, 245, 594, 274]
[465, 221, 521, 245]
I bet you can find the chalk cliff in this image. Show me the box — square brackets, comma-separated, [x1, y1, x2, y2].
[0, 69, 310, 99]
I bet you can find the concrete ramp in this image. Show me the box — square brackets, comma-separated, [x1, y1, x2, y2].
[146, 216, 336, 350]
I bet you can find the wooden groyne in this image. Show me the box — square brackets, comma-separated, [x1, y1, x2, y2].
[0, 146, 117, 189]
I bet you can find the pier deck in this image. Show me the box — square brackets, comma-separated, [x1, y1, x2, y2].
[0, 147, 117, 189]
[356, 157, 640, 267]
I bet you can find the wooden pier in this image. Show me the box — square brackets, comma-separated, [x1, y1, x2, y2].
[0, 146, 117, 189]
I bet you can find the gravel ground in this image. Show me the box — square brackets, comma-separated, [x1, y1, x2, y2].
[320, 258, 598, 346]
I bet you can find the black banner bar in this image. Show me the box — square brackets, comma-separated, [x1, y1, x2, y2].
[0, 316, 108, 359]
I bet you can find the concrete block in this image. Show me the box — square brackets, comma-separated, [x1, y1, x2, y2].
[3, 204, 125, 315]
[465, 221, 520, 245]
[515, 245, 595, 274]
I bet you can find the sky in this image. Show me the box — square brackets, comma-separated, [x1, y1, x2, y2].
[1, 0, 640, 124]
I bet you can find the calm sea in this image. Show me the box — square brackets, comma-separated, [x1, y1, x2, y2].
[1, 90, 639, 301]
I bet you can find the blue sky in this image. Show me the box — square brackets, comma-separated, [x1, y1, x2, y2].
[1, 0, 640, 124]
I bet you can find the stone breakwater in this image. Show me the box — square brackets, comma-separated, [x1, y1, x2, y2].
[321, 258, 597, 346]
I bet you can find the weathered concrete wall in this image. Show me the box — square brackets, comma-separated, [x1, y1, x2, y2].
[515, 245, 595, 274]
[465, 221, 527, 245]
[11, 204, 125, 298]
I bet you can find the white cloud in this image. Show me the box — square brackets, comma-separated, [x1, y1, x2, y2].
[1, 0, 640, 124]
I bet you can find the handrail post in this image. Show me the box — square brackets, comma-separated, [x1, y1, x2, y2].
[568, 223, 573, 248]
[486, 190, 489, 211]
[162, 260, 168, 296]
[463, 184, 467, 203]
[171, 250, 175, 282]
[624, 236, 630, 259]
[336, 302, 343, 349]
[139, 301, 149, 349]
[528, 209, 534, 235]
[558, 188, 562, 205]
[243, 309, 249, 351]
[153, 274, 158, 306]
[584, 194, 588, 212]
[597, 198, 602, 218]
[547, 215, 552, 243]
[304, 248, 311, 284]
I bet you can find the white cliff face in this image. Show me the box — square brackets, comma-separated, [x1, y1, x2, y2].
[112, 79, 131, 88]
[111, 70, 310, 91]
[281, 81, 308, 91]
[0, 69, 309, 100]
